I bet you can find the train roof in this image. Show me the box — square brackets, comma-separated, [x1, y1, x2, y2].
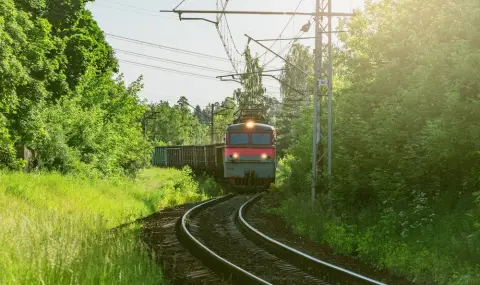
[225, 123, 275, 132]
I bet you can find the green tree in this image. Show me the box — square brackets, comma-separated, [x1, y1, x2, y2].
[146, 100, 209, 146]
[0, 0, 151, 176]
[277, 0, 480, 282]
[213, 97, 237, 143]
[276, 43, 314, 154]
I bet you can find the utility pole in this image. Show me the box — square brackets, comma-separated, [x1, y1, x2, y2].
[210, 104, 215, 144]
[312, 0, 321, 205]
[327, 0, 333, 177]
[312, 0, 333, 205]
[143, 113, 147, 139]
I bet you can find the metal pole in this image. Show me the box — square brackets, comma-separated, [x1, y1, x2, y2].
[327, 0, 333, 175]
[144, 115, 147, 139]
[311, 0, 322, 205]
[210, 104, 214, 144]
[160, 9, 355, 17]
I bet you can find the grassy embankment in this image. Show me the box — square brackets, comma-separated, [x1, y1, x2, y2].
[0, 167, 218, 285]
[269, 186, 479, 285]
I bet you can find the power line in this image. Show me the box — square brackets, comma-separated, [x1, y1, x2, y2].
[130, 60, 281, 90]
[94, 3, 178, 20]
[215, 0, 241, 73]
[263, 16, 314, 68]
[161, 9, 354, 17]
[256, 32, 346, 42]
[106, 33, 236, 63]
[260, 0, 306, 62]
[119, 60, 219, 81]
[224, 14, 242, 56]
[217, 0, 230, 22]
[121, 60, 279, 91]
[174, 0, 189, 10]
[104, 0, 165, 13]
[114, 49, 231, 73]
[263, 33, 300, 66]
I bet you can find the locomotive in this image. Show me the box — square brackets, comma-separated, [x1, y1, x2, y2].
[151, 108, 276, 191]
[224, 120, 276, 189]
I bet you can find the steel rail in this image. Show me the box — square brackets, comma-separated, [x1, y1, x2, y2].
[178, 194, 272, 285]
[237, 194, 388, 285]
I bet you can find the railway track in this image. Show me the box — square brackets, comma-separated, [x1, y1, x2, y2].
[178, 193, 387, 285]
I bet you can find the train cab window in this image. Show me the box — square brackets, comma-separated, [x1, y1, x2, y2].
[229, 133, 249, 145]
[252, 133, 271, 145]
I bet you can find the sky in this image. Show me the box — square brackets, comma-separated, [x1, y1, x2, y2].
[87, 0, 365, 109]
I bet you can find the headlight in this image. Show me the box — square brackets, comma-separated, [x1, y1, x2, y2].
[231, 153, 239, 159]
[260, 153, 268, 160]
[246, 121, 255, 128]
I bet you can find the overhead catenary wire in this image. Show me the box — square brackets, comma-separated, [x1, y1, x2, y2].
[255, 31, 346, 42]
[119, 60, 220, 81]
[119, 59, 282, 93]
[104, 0, 169, 14]
[263, 15, 314, 68]
[223, 14, 242, 56]
[215, 0, 242, 73]
[259, 0, 307, 62]
[217, 0, 230, 22]
[174, 0, 190, 10]
[106, 33, 241, 64]
[114, 49, 231, 73]
[94, 3, 178, 20]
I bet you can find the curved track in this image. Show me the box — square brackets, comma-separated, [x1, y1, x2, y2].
[178, 194, 387, 285]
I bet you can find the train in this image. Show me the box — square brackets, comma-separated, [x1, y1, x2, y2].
[152, 119, 276, 191]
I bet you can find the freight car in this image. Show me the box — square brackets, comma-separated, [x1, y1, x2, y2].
[152, 143, 225, 178]
[152, 120, 276, 191]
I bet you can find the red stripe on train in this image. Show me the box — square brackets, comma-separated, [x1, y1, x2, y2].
[225, 148, 275, 157]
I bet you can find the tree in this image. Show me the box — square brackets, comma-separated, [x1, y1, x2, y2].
[276, 0, 480, 282]
[194, 105, 207, 124]
[276, 43, 314, 155]
[264, 95, 281, 125]
[0, 0, 151, 176]
[229, 47, 268, 124]
[146, 100, 209, 146]
[213, 97, 237, 143]
[176, 96, 190, 109]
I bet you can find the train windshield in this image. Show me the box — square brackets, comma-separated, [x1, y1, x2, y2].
[230, 133, 249, 144]
[252, 133, 271, 145]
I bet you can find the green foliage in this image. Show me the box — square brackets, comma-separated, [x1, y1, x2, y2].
[156, 167, 209, 208]
[213, 97, 237, 142]
[232, 47, 280, 125]
[195, 171, 224, 197]
[276, 43, 314, 155]
[0, 0, 149, 176]
[234, 47, 266, 109]
[0, 168, 214, 284]
[0, 116, 25, 170]
[273, 194, 480, 284]
[0, 168, 205, 284]
[145, 100, 209, 145]
[274, 0, 480, 283]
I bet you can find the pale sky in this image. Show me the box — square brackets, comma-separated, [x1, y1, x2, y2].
[87, 0, 364, 108]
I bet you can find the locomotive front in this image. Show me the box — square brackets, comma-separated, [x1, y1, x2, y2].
[224, 120, 276, 190]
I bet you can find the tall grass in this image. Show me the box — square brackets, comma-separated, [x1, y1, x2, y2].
[271, 191, 480, 285]
[0, 167, 212, 285]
